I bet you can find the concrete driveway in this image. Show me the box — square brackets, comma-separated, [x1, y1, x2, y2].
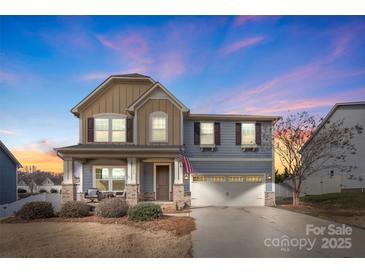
[191, 207, 365, 257]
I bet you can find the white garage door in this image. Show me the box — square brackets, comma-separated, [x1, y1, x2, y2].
[191, 175, 265, 207]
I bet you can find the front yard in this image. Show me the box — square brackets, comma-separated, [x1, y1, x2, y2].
[0, 216, 195, 257]
[277, 192, 365, 229]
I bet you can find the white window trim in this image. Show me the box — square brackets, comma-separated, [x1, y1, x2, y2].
[92, 165, 127, 192]
[153, 163, 172, 201]
[200, 121, 215, 147]
[149, 111, 168, 143]
[241, 122, 257, 147]
[94, 113, 127, 143]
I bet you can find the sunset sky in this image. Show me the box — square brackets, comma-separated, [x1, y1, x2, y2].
[1, 16, 365, 173]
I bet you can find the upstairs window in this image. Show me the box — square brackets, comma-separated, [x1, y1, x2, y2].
[94, 115, 126, 143]
[95, 118, 109, 142]
[200, 122, 214, 145]
[241, 122, 256, 145]
[150, 112, 168, 142]
[112, 118, 126, 142]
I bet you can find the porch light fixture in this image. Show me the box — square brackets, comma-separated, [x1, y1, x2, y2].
[267, 175, 272, 180]
[184, 174, 189, 180]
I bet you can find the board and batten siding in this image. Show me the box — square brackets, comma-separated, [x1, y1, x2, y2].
[79, 80, 152, 144]
[0, 148, 17, 205]
[136, 99, 182, 145]
[183, 120, 273, 158]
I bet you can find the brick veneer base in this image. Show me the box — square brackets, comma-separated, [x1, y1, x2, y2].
[126, 184, 138, 206]
[265, 192, 276, 207]
[173, 184, 185, 210]
[61, 184, 77, 203]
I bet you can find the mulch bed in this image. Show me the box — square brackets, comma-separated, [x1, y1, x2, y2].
[0, 215, 196, 236]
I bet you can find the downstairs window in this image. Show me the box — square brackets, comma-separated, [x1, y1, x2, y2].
[94, 167, 126, 192]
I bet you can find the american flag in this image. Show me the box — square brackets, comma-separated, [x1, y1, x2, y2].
[179, 151, 194, 174]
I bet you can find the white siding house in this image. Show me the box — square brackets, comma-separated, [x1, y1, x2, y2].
[302, 102, 365, 195]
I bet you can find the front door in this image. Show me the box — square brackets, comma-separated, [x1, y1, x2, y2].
[156, 165, 170, 200]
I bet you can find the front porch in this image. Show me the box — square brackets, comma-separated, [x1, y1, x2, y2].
[60, 154, 191, 210]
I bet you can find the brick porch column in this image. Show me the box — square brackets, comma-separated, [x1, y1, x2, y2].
[126, 157, 138, 206]
[173, 158, 185, 210]
[61, 158, 77, 203]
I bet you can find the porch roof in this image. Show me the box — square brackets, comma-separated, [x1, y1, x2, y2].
[55, 144, 182, 159]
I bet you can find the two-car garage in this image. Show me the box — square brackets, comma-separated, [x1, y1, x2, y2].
[190, 174, 266, 207]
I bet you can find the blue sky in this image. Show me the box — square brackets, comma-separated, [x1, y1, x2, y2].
[0, 16, 365, 171]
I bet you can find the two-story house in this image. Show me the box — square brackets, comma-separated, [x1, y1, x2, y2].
[56, 73, 279, 209]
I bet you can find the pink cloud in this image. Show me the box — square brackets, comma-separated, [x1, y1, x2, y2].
[225, 87, 365, 115]
[158, 52, 186, 79]
[96, 33, 154, 75]
[233, 16, 261, 27]
[233, 16, 281, 27]
[77, 71, 111, 81]
[221, 36, 265, 55]
[0, 71, 18, 85]
[96, 31, 190, 81]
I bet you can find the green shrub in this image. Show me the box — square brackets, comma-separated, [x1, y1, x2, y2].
[60, 201, 90, 218]
[95, 198, 128, 218]
[17, 201, 54, 220]
[127, 203, 162, 221]
[39, 189, 47, 193]
[50, 188, 58, 193]
[17, 188, 27, 194]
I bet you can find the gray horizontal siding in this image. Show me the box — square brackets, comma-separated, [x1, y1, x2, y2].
[82, 164, 93, 192]
[191, 161, 272, 174]
[183, 120, 273, 158]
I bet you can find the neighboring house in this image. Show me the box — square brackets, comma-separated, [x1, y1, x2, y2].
[56, 73, 279, 208]
[17, 177, 62, 194]
[275, 179, 294, 199]
[39, 177, 62, 193]
[17, 179, 31, 193]
[0, 141, 22, 205]
[302, 102, 365, 195]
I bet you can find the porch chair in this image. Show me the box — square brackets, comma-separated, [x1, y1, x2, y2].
[84, 188, 102, 202]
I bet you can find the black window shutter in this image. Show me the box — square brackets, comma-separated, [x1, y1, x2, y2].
[87, 117, 94, 142]
[235, 123, 241, 145]
[194, 122, 200, 145]
[255, 123, 262, 145]
[214, 122, 221, 145]
[127, 118, 133, 143]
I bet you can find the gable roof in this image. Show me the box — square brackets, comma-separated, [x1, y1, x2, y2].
[42, 177, 55, 186]
[127, 82, 189, 113]
[71, 73, 155, 117]
[0, 141, 22, 168]
[302, 101, 365, 151]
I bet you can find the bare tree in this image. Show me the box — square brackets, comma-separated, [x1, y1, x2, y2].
[275, 111, 362, 206]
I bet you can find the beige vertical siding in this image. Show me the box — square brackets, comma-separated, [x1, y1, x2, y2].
[79, 80, 152, 143]
[137, 99, 182, 145]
